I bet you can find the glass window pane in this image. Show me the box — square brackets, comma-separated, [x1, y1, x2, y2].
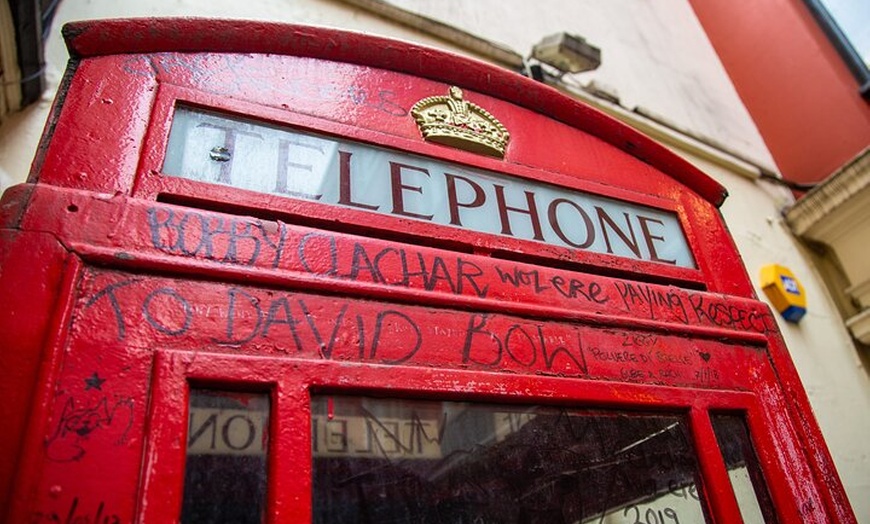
[311, 395, 709, 524]
[181, 389, 270, 524]
[818, 0, 870, 66]
[711, 414, 778, 524]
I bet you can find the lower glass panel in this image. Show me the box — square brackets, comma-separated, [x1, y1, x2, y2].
[181, 389, 270, 524]
[711, 413, 778, 524]
[311, 395, 708, 524]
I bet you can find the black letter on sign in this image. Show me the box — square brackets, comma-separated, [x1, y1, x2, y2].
[494, 186, 544, 241]
[445, 173, 486, 227]
[547, 198, 595, 249]
[596, 208, 641, 259]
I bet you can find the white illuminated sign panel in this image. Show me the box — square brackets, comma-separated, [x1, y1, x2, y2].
[164, 107, 695, 268]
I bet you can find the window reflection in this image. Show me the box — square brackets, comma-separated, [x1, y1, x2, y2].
[711, 413, 777, 524]
[181, 389, 270, 524]
[312, 396, 709, 524]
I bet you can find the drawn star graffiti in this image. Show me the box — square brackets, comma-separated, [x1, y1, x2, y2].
[84, 372, 106, 391]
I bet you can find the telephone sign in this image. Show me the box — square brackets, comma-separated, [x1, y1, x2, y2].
[0, 18, 854, 524]
[165, 107, 694, 267]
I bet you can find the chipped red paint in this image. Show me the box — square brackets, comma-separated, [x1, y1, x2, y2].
[0, 18, 855, 523]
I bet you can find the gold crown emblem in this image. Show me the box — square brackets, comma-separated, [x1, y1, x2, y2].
[411, 86, 510, 158]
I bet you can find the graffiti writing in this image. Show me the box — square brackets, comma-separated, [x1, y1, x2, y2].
[147, 208, 489, 298]
[495, 266, 608, 304]
[623, 505, 681, 524]
[140, 204, 774, 337]
[687, 293, 770, 332]
[45, 371, 133, 463]
[614, 281, 690, 324]
[80, 273, 585, 376]
[30, 497, 121, 524]
[45, 395, 134, 463]
[461, 314, 585, 372]
[76, 269, 765, 387]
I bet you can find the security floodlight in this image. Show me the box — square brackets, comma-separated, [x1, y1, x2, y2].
[531, 32, 601, 74]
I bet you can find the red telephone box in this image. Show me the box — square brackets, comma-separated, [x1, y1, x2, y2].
[0, 18, 856, 523]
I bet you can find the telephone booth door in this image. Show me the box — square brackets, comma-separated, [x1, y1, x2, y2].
[0, 18, 856, 523]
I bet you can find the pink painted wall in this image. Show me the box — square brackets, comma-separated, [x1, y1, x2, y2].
[690, 0, 870, 185]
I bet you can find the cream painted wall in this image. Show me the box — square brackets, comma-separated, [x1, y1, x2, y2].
[387, 0, 778, 171]
[1, 0, 868, 520]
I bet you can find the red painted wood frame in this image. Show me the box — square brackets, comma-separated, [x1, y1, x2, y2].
[0, 18, 855, 524]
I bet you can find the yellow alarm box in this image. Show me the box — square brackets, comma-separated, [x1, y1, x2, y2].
[760, 264, 806, 323]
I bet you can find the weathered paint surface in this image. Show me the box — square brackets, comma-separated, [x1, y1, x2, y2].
[0, 18, 855, 524]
